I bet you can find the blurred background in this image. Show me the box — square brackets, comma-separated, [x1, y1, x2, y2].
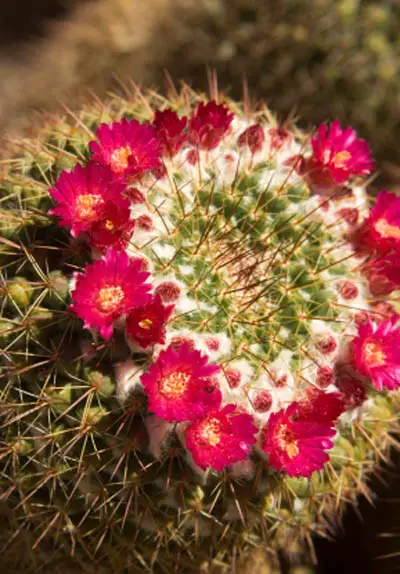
[0, 0, 399, 572]
[1, 0, 400, 190]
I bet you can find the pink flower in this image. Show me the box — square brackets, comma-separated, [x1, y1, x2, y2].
[49, 164, 125, 237]
[136, 214, 153, 231]
[186, 149, 199, 165]
[337, 280, 359, 300]
[153, 109, 188, 157]
[154, 281, 181, 303]
[190, 101, 234, 150]
[89, 118, 161, 178]
[316, 335, 337, 355]
[352, 316, 400, 390]
[87, 200, 135, 251]
[371, 301, 396, 324]
[268, 127, 293, 152]
[170, 335, 196, 352]
[205, 336, 220, 352]
[237, 124, 265, 154]
[224, 368, 242, 390]
[140, 343, 222, 422]
[337, 377, 367, 409]
[70, 249, 152, 339]
[124, 187, 146, 204]
[126, 295, 174, 350]
[271, 372, 289, 388]
[316, 366, 335, 389]
[362, 253, 400, 296]
[261, 403, 336, 477]
[358, 191, 400, 254]
[354, 311, 369, 326]
[338, 207, 359, 227]
[252, 390, 273, 413]
[286, 153, 307, 175]
[309, 120, 373, 185]
[376, 263, 400, 294]
[292, 389, 345, 425]
[185, 404, 257, 471]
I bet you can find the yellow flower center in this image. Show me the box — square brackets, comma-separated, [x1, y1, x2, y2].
[96, 285, 125, 314]
[158, 372, 190, 400]
[331, 150, 351, 169]
[362, 340, 386, 368]
[138, 318, 153, 329]
[75, 194, 103, 220]
[111, 146, 132, 172]
[198, 417, 222, 447]
[374, 218, 400, 240]
[285, 442, 300, 459]
[104, 220, 115, 231]
[276, 423, 299, 460]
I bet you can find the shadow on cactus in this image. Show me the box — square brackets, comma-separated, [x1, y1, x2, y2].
[0, 85, 399, 573]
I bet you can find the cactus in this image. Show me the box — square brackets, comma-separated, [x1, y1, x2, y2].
[1, 85, 399, 574]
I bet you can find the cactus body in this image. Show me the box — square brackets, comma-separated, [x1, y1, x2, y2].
[0, 87, 399, 573]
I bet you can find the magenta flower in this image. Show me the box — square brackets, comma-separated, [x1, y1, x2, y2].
[362, 253, 400, 296]
[268, 127, 293, 152]
[49, 164, 125, 237]
[292, 389, 345, 425]
[126, 294, 174, 350]
[237, 124, 265, 154]
[337, 280, 359, 300]
[87, 200, 135, 251]
[352, 316, 400, 390]
[136, 214, 153, 231]
[252, 390, 273, 413]
[89, 118, 161, 178]
[261, 403, 336, 477]
[190, 101, 234, 150]
[309, 120, 373, 185]
[316, 335, 338, 355]
[374, 254, 400, 287]
[185, 404, 257, 471]
[337, 377, 367, 409]
[140, 343, 222, 422]
[316, 366, 335, 389]
[124, 187, 146, 204]
[70, 249, 152, 339]
[371, 301, 396, 324]
[339, 207, 360, 227]
[169, 335, 196, 352]
[153, 109, 188, 157]
[224, 367, 242, 390]
[358, 191, 400, 254]
[154, 281, 181, 303]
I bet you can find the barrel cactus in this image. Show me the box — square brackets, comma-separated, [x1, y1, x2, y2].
[1, 86, 399, 573]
